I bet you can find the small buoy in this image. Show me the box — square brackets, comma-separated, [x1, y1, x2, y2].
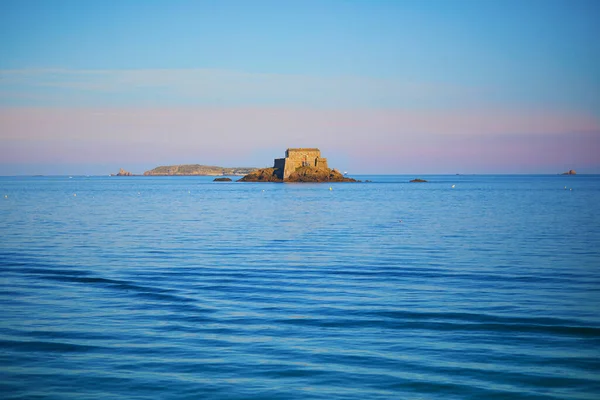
[329, 187, 332, 191]
[73, 193, 76, 197]
[451, 185, 455, 188]
[4, 195, 7, 199]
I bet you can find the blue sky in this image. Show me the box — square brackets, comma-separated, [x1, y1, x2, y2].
[1, 0, 599, 174]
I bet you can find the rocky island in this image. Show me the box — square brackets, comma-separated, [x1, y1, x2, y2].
[561, 169, 577, 175]
[238, 148, 357, 183]
[143, 165, 258, 176]
[111, 168, 133, 176]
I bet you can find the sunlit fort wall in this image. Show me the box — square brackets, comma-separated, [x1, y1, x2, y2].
[273, 148, 329, 180]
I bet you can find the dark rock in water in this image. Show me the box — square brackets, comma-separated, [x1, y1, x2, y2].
[410, 178, 427, 182]
[286, 167, 357, 182]
[561, 170, 577, 175]
[213, 177, 232, 182]
[239, 166, 357, 183]
[237, 168, 282, 182]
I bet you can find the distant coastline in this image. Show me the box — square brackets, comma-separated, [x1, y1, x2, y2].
[144, 165, 258, 176]
[101, 163, 584, 178]
[111, 165, 259, 177]
[102, 168, 589, 178]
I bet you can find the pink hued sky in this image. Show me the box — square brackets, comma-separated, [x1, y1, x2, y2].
[1, 1, 599, 175]
[1, 106, 598, 175]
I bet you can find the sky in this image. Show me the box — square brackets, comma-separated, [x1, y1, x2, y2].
[1, 0, 599, 175]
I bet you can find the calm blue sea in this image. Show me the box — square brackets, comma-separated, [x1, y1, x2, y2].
[1, 175, 599, 399]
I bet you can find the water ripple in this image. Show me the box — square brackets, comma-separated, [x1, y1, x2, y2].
[1, 175, 599, 399]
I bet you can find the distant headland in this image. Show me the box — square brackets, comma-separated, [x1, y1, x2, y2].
[112, 165, 258, 176]
[144, 165, 258, 176]
[238, 148, 357, 182]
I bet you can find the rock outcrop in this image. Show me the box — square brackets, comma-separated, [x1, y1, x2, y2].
[238, 166, 357, 182]
[562, 170, 577, 175]
[114, 168, 133, 176]
[410, 178, 427, 182]
[287, 166, 357, 182]
[213, 177, 232, 182]
[237, 168, 282, 182]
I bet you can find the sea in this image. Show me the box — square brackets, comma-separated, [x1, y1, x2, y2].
[0, 174, 599, 400]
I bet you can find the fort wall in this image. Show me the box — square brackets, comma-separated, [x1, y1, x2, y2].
[274, 158, 286, 170]
[275, 148, 329, 180]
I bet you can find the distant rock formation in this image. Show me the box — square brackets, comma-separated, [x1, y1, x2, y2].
[238, 148, 357, 183]
[410, 178, 427, 182]
[562, 169, 577, 175]
[213, 177, 232, 182]
[144, 165, 258, 176]
[112, 168, 133, 176]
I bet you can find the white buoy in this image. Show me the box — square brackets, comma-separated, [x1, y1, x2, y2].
[329, 187, 332, 191]
[451, 184, 455, 188]
[4, 195, 7, 199]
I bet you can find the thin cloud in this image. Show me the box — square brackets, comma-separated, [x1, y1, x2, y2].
[0, 68, 484, 108]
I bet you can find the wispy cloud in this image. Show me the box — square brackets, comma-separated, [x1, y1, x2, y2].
[0, 68, 485, 108]
[3, 67, 598, 117]
[1, 68, 599, 173]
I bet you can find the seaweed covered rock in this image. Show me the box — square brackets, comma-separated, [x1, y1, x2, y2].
[213, 177, 232, 182]
[410, 178, 427, 182]
[237, 168, 283, 182]
[239, 166, 357, 183]
[286, 167, 357, 182]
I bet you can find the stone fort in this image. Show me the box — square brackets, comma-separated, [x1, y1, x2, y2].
[274, 148, 329, 180]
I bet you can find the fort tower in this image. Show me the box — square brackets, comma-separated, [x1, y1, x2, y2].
[273, 148, 329, 180]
